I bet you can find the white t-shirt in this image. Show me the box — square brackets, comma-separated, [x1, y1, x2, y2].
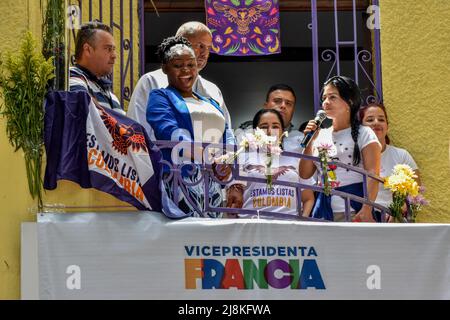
[283, 130, 305, 154]
[312, 125, 380, 212]
[183, 97, 225, 144]
[239, 152, 312, 217]
[127, 69, 231, 140]
[376, 144, 418, 208]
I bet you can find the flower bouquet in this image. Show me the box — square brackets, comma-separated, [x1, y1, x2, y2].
[215, 128, 287, 189]
[384, 164, 426, 223]
[406, 186, 429, 222]
[317, 143, 340, 196]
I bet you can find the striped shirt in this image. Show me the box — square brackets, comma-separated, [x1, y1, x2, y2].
[69, 65, 124, 114]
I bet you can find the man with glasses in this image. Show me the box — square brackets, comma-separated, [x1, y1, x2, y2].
[69, 21, 124, 114]
[127, 21, 231, 140]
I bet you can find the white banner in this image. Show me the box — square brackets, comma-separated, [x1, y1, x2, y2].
[36, 213, 450, 299]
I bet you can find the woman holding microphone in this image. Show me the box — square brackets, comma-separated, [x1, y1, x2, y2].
[299, 76, 381, 222]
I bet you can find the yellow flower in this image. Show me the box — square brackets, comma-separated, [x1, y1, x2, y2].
[408, 181, 419, 196]
[328, 171, 336, 180]
[384, 168, 419, 197]
[392, 164, 416, 178]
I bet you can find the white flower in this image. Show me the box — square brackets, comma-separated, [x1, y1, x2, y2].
[214, 153, 231, 164]
[254, 127, 266, 144]
[268, 145, 282, 156]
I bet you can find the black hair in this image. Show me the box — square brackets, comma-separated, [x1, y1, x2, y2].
[265, 84, 296, 103]
[323, 76, 362, 166]
[359, 103, 391, 144]
[75, 21, 113, 61]
[252, 109, 286, 132]
[156, 36, 193, 64]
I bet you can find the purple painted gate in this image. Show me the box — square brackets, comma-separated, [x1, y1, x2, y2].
[66, 0, 145, 107]
[310, 0, 383, 112]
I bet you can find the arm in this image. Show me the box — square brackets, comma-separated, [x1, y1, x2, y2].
[220, 99, 232, 130]
[147, 90, 203, 164]
[414, 169, 421, 186]
[301, 189, 315, 217]
[354, 142, 381, 222]
[226, 183, 245, 210]
[146, 90, 182, 141]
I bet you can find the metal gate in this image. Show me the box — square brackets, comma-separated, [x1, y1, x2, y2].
[310, 0, 383, 112]
[66, 0, 145, 109]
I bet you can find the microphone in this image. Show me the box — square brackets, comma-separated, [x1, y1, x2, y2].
[300, 110, 328, 148]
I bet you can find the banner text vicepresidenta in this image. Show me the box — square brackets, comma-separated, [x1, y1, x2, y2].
[184, 245, 325, 290]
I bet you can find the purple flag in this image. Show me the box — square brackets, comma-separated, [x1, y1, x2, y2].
[43, 91, 162, 212]
[206, 0, 281, 56]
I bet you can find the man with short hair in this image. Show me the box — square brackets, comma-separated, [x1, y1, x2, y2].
[127, 21, 231, 140]
[237, 84, 303, 153]
[228, 84, 316, 213]
[69, 21, 124, 114]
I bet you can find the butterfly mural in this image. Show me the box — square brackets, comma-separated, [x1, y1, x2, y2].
[206, 0, 281, 56]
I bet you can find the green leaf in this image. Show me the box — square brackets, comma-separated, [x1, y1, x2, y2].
[270, 29, 279, 33]
[245, 0, 254, 5]
[248, 42, 264, 54]
[0, 31, 55, 210]
[225, 43, 240, 54]
[231, 0, 241, 6]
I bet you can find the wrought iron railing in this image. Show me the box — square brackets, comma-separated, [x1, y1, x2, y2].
[154, 141, 390, 222]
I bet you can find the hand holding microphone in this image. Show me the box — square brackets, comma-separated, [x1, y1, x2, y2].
[300, 110, 328, 148]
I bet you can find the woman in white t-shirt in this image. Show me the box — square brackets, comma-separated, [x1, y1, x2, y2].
[360, 103, 421, 212]
[226, 109, 315, 218]
[299, 76, 381, 222]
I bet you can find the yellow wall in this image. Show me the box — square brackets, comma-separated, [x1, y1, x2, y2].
[0, 0, 40, 300]
[379, 0, 450, 222]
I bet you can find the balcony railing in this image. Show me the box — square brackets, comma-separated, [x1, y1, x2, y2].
[154, 140, 390, 222]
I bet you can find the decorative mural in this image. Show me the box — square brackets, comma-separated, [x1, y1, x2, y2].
[205, 0, 281, 56]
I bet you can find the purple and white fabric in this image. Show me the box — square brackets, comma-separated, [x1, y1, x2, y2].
[43, 91, 162, 212]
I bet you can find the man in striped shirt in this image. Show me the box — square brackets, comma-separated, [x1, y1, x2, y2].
[69, 21, 124, 114]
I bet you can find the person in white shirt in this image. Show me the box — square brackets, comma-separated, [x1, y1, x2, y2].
[128, 21, 231, 140]
[226, 109, 315, 218]
[236, 84, 304, 153]
[359, 103, 421, 211]
[299, 76, 381, 222]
